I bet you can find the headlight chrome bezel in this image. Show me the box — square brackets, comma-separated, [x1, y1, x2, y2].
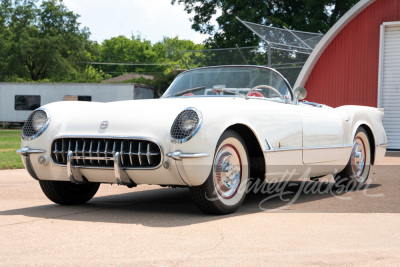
[22, 108, 51, 141]
[170, 107, 202, 144]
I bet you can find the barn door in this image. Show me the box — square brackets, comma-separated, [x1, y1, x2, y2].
[378, 22, 400, 149]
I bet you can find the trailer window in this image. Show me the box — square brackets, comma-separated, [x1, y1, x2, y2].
[63, 95, 92, 101]
[78, 96, 92, 101]
[15, 95, 41, 110]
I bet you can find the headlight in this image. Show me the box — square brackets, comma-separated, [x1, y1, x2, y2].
[170, 107, 202, 143]
[22, 108, 50, 141]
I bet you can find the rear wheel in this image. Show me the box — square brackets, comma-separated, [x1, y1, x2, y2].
[190, 130, 249, 215]
[334, 127, 371, 187]
[39, 180, 100, 205]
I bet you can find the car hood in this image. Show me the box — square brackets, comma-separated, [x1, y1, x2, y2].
[42, 97, 249, 141]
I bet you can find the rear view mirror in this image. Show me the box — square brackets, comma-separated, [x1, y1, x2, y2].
[294, 87, 307, 100]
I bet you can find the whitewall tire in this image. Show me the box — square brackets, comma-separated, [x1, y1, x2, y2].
[190, 130, 249, 215]
[335, 127, 371, 187]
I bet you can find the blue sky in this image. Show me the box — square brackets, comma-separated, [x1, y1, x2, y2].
[63, 0, 211, 44]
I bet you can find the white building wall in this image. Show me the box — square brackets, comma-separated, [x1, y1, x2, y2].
[0, 83, 153, 122]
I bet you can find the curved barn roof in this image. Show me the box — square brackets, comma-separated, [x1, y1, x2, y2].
[294, 0, 375, 88]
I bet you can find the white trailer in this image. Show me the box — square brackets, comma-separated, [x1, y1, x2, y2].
[0, 83, 153, 123]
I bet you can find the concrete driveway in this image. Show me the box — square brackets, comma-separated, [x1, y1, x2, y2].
[0, 153, 399, 266]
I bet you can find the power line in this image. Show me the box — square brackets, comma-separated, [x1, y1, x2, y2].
[101, 71, 165, 74]
[79, 62, 173, 66]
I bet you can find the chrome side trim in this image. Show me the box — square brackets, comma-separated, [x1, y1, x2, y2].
[22, 108, 51, 141]
[301, 100, 323, 107]
[243, 97, 291, 104]
[265, 147, 303, 152]
[166, 151, 210, 160]
[264, 144, 353, 153]
[170, 107, 203, 144]
[50, 135, 164, 170]
[304, 145, 353, 150]
[17, 147, 46, 155]
[377, 143, 389, 147]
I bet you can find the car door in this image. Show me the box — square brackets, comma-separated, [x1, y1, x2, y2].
[300, 102, 344, 164]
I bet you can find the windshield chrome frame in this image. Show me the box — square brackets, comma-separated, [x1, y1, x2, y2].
[162, 65, 294, 101]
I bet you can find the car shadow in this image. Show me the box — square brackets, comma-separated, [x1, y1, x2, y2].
[0, 178, 388, 228]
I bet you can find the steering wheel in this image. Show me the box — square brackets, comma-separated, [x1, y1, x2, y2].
[246, 85, 284, 100]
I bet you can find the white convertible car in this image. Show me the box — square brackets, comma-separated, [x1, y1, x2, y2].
[18, 65, 388, 214]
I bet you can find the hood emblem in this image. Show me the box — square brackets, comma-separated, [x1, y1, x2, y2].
[100, 121, 109, 129]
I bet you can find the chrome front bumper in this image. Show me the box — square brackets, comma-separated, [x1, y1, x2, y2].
[66, 151, 136, 187]
[16, 147, 46, 181]
[166, 150, 210, 186]
[18, 147, 211, 187]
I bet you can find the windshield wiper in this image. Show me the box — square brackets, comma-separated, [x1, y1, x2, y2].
[162, 86, 206, 98]
[175, 86, 206, 96]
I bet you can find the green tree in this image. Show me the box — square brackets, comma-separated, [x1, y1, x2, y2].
[95, 36, 205, 76]
[0, 0, 103, 82]
[171, 0, 359, 48]
[96, 36, 205, 95]
[0, 1, 12, 79]
[96, 35, 160, 75]
[152, 36, 205, 70]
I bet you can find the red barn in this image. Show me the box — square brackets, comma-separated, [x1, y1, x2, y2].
[295, 0, 400, 149]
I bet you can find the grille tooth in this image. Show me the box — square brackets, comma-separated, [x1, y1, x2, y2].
[51, 138, 161, 169]
[96, 140, 101, 165]
[61, 139, 66, 163]
[105, 140, 110, 166]
[138, 142, 143, 166]
[89, 141, 93, 165]
[68, 141, 72, 158]
[129, 141, 133, 166]
[170, 109, 200, 141]
[146, 143, 151, 165]
[74, 141, 79, 165]
[82, 141, 87, 165]
[120, 141, 125, 166]
[54, 141, 59, 162]
[111, 141, 117, 165]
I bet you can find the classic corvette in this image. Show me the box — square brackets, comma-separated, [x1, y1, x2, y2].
[17, 65, 388, 214]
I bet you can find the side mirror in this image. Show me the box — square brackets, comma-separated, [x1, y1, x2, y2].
[294, 87, 307, 101]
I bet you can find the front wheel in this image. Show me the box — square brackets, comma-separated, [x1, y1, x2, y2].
[190, 130, 249, 215]
[334, 127, 371, 187]
[39, 180, 100, 205]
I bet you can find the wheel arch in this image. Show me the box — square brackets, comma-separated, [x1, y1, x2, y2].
[356, 123, 376, 165]
[225, 124, 266, 180]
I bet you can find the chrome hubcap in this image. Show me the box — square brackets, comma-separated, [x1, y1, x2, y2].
[351, 137, 366, 177]
[214, 144, 242, 199]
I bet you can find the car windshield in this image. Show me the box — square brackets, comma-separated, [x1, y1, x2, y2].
[162, 66, 292, 101]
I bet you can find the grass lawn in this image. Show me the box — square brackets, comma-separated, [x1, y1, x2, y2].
[0, 130, 23, 169]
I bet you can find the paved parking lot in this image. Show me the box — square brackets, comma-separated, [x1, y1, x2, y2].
[0, 153, 399, 266]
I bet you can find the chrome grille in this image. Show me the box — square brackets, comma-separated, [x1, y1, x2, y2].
[51, 138, 162, 168]
[170, 109, 200, 141]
